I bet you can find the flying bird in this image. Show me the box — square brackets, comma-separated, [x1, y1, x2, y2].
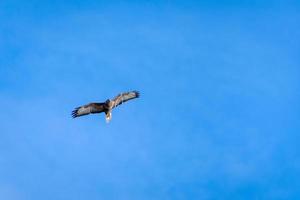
[72, 91, 140, 123]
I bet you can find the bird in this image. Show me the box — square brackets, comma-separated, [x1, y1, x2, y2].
[71, 91, 140, 123]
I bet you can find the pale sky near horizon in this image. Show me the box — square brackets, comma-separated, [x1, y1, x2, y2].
[1, 0, 300, 199]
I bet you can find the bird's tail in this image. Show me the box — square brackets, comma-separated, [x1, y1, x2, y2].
[105, 112, 112, 123]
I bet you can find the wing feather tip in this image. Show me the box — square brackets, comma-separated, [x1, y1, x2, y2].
[71, 108, 79, 118]
[133, 90, 140, 98]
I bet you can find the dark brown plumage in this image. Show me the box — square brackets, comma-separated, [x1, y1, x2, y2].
[72, 91, 140, 122]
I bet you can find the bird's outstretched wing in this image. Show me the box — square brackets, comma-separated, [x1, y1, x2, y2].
[72, 103, 105, 118]
[112, 91, 140, 108]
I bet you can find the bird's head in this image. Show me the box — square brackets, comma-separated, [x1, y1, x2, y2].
[105, 99, 111, 104]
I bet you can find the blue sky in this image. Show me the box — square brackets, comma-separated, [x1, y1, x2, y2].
[1, 0, 300, 199]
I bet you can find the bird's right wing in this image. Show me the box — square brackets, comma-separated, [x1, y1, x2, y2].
[111, 91, 140, 108]
[72, 103, 105, 118]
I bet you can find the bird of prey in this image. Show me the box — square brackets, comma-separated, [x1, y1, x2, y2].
[72, 91, 140, 123]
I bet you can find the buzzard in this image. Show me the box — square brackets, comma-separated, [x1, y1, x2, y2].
[72, 91, 140, 122]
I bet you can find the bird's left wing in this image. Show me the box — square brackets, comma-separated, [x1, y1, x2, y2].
[72, 103, 105, 118]
[111, 91, 140, 108]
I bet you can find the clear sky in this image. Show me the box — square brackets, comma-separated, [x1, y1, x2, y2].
[1, 0, 300, 199]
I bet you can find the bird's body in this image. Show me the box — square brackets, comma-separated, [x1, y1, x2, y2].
[72, 91, 140, 122]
